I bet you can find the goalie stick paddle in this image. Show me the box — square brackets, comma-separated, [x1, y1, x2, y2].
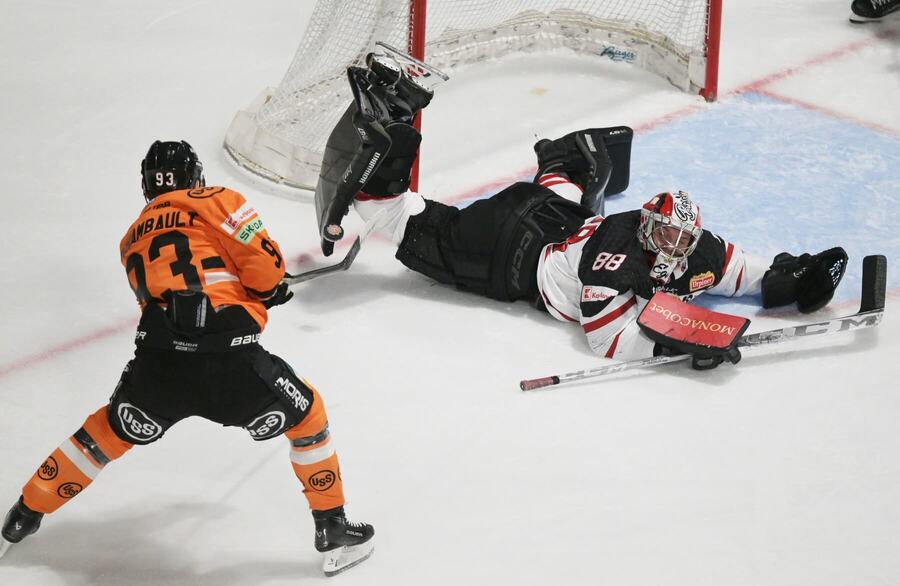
[519, 254, 887, 391]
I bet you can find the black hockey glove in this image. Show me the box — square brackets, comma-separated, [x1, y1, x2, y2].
[761, 247, 848, 313]
[262, 281, 294, 309]
[653, 343, 741, 371]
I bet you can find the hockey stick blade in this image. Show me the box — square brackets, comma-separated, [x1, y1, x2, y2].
[859, 254, 887, 312]
[283, 210, 386, 287]
[520, 254, 888, 390]
[283, 236, 362, 286]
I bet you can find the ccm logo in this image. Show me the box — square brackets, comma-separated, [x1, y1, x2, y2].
[230, 333, 261, 347]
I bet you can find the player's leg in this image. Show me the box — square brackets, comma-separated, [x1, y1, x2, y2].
[1, 358, 177, 556]
[382, 182, 591, 302]
[234, 348, 373, 576]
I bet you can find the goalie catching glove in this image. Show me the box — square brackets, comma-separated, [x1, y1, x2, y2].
[638, 292, 751, 371]
[761, 247, 848, 313]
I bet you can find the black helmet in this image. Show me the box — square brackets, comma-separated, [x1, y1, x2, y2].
[141, 140, 205, 200]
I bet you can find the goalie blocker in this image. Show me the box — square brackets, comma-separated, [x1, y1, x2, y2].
[638, 292, 751, 370]
[313, 43, 447, 256]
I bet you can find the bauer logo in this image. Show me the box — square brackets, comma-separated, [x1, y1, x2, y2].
[309, 470, 336, 492]
[600, 46, 635, 63]
[246, 410, 287, 441]
[230, 333, 261, 347]
[689, 271, 715, 292]
[581, 285, 618, 303]
[117, 403, 163, 442]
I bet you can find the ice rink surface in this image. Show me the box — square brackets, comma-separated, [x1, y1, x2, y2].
[1, 1, 899, 584]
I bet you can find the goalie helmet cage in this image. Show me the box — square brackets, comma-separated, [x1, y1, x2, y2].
[224, 0, 722, 191]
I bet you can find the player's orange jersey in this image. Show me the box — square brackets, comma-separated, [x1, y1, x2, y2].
[119, 186, 285, 330]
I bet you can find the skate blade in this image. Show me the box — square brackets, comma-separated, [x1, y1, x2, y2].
[0, 538, 11, 560]
[321, 538, 374, 577]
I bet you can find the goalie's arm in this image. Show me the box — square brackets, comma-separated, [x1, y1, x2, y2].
[704, 235, 770, 297]
[580, 290, 657, 361]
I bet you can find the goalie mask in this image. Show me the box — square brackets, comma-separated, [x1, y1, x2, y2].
[141, 140, 205, 201]
[638, 191, 703, 283]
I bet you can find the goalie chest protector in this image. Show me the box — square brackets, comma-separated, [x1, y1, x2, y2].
[575, 211, 729, 315]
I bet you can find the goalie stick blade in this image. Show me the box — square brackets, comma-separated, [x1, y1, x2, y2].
[860, 254, 887, 312]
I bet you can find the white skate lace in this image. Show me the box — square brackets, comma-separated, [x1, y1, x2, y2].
[343, 516, 367, 529]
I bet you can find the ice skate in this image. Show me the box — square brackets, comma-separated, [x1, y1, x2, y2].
[850, 0, 900, 22]
[313, 506, 374, 577]
[0, 496, 44, 559]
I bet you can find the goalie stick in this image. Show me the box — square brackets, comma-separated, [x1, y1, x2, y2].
[282, 211, 385, 286]
[520, 254, 887, 391]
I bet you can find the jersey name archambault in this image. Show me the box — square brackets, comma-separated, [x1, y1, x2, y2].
[119, 186, 286, 330]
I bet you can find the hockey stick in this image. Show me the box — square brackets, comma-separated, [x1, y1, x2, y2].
[520, 254, 887, 391]
[283, 211, 385, 286]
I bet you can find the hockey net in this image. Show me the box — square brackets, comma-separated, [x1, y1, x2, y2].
[225, 0, 722, 190]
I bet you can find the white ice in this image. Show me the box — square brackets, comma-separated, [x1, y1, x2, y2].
[1, 2, 899, 585]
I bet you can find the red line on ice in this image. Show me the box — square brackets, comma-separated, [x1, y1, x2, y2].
[1, 35, 894, 379]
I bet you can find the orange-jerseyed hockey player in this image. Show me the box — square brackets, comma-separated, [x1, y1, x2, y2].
[0, 141, 373, 576]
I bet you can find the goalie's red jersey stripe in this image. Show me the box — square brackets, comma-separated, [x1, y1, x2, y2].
[542, 291, 577, 322]
[723, 242, 735, 274]
[604, 329, 624, 358]
[583, 295, 637, 334]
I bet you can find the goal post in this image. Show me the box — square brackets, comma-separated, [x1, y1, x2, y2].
[224, 0, 723, 191]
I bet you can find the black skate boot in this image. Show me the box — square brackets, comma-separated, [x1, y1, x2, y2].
[363, 42, 448, 124]
[850, 0, 900, 22]
[312, 506, 374, 576]
[1, 496, 44, 559]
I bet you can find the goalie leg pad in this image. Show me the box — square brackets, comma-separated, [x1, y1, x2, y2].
[762, 247, 848, 313]
[396, 182, 592, 302]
